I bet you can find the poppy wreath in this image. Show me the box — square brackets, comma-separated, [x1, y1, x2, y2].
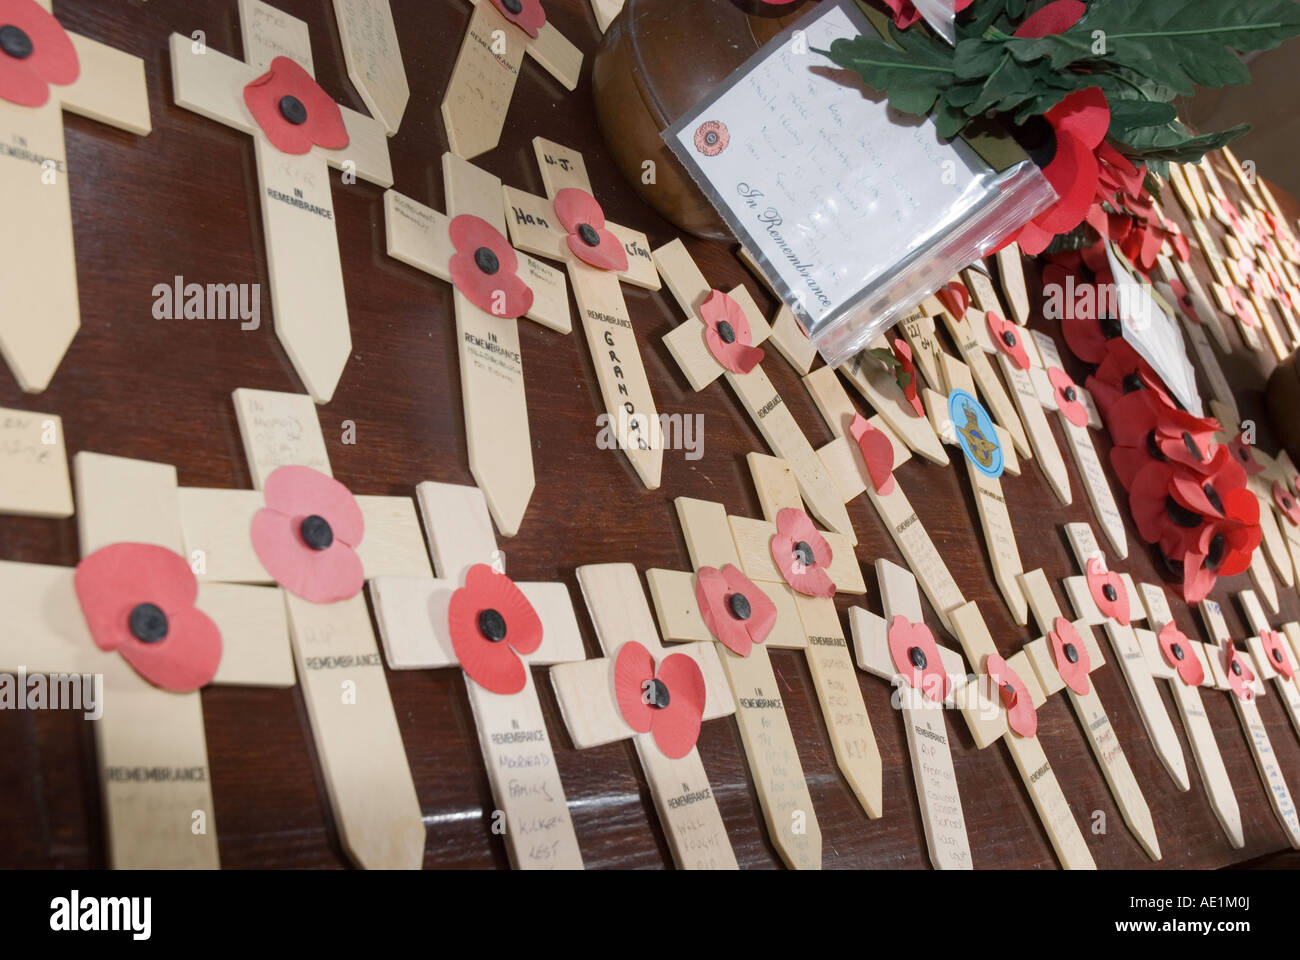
[769, 507, 835, 598]
[613, 640, 707, 759]
[694, 564, 777, 657]
[0, 0, 78, 107]
[447, 564, 543, 695]
[243, 56, 349, 155]
[552, 187, 627, 272]
[699, 289, 764, 374]
[448, 214, 534, 319]
[488, 0, 546, 39]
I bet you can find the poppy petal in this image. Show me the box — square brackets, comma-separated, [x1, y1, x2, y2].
[721, 563, 777, 647]
[1050, 618, 1091, 695]
[252, 509, 365, 602]
[651, 652, 707, 759]
[118, 605, 223, 692]
[1048, 366, 1089, 427]
[487, 0, 546, 38]
[1261, 631, 1295, 680]
[987, 311, 1030, 369]
[613, 641, 656, 734]
[1085, 558, 1129, 625]
[695, 566, 752, 657]
[448, 215, 533, 319]
[850, 413, 896, 495]
[1273, 481, 1300, 526]
[263, 465, 364, 546]
[770, 509, 835, 598]
[888, 615, 948, 703]
[448, 565, 534, 694]
[243, 56, 348, 155]
[987, 653, 1037, 738]
[1225, 646, 1255, 701]
[1157, 622, 1204, 687]
[1013, 0, 1086, 38]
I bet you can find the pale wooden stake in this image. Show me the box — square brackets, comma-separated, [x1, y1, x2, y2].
[736, 246, 819, 375]
[838, 338, 950, 467]
[333, 0, 408, 134]
[993, 243, 1031, 325]
[0, 407, 73, 517]
[1237, 590, 1300, 743]
[589, 0, 624, 32]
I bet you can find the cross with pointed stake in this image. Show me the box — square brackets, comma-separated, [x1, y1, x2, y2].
[1134, 582, 1244, 849]
[1197, 599, 1300, 849]
[653, 239, 854, 540]
[332, 0, 408, 135]
[384, 152, 571, 537]
[0, 0, 149, 393]
[549, 564, 740, 869]
[0, 451, 295, 868]
[175, 388, 427, 868]
[369, 482, 589, 869]
[589, 0, 624, 32]
[168, 0, 393, 404]
[1237, 590, 1300, 742]
[504, 137, 664, 488]
[847, 560, 973, 869]
[1059, 523, 1190, 794]
[442, 0, 580, 159]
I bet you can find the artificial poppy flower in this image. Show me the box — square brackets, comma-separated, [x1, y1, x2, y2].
[1129, 451, 1253, 562]
[1014, 0, 1086, 37]
[694, 564, 776, 657]
[1224, 644, 1255, 702]
[488, 0, 546, 39]
[74, 542, 222, 692]
[243, 56, 349, 155]
[850, 412, 895, 495]
[986, 652, 1037, 738]
[1050, 617, 1091, 695]
[1226, 431, 1266, 477]
[888, 615, 948, 703]
[448, 214, 534, 319]
[1086, 337, 1165, 422]
[882, 338, 924, 417]
[1044, 263, 1122, 364]
[770, 507, 835, 598]
[1167, 277, 1202, 326]
[1225, 286, 1255, 326]
[251, 465, 365, 603]
[0, 0, 78, 108]
[699, 289, 763, 374]
[613, 640, 706, 759]
[882, 0, 973, 30]
[447, 563, 543, 695]
[1086, 557, 1129, 625]
[553, 187, 627, 272]
[935, 281, 969, 322]
[1047, 366, 1088, 427]
[1157, 622, 1204, 687]
[1273, 480, 1300, 526]
[1260, 629, 1295, 680]
[986, 311, 1030, 370]
[1106, 388, 1220, 489]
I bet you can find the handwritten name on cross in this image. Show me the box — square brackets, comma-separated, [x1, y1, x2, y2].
[332, 0, 408, 135]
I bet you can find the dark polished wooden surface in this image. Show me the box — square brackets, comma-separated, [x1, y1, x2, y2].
[2, 0, 1299, 869]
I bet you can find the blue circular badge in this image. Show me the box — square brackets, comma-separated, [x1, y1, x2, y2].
[948, 389, 1003, 479]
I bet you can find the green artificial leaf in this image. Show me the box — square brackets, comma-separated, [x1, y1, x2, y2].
[1107, 98, 1179, 136]
[953, 38, 1007, 79]
[965, 56, 1080, 115]
[1112, 120, 1250, 163]
[819, 23, 957, 115]
[933, 94, 971, 139]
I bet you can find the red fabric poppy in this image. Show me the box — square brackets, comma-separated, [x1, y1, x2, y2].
[1085, 557, 1129, 625]
[1273, 480, 1300, 526]
[986, 311, 1030, 370]
[0, 0, 79, 108]
[487, 0, 546, 38]
[770, 507, 835, 598]
[1226, 431, 1266, 476]
[694, 564, 777, 657]
[891, 338, 925, 417]
[986, 652, 1037, 738]
[243, 56, 349, 155]
[1050, 617, 1091, 695]
[74, 543, 222, 692]
[251, 465, 364, 603]
[882, 0, 973, 29]
[1047, 366, 1088, 427]
[448, 214, 533, 320]
[447, 563, 543, 695]
[1224, 644, 1255, 702]
[1177, 497, 1261, 604]
[613, 640, 706, 759]
[888, 615, 949, 703]
[1157, 622, 1204, 687]
[1260, 630, 1295, 680]
[850, 413, 895, 496]
[553, 187, 627, 272]
[699, 289, 764, 374]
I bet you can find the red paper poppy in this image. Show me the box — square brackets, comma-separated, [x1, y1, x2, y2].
[447, 563, 543, 695]
[1050, 617, 1091, 695]
[1226, 431, 1265, 476]
[1157, 622, 1204, 687]
[1045, 263, 1123, 364]
[251, 465, 365, 603]
[1260, 630, 1295, 680]
[699, 289, 763, 374]
[1107, 388, 1220, 489]
[0, 0, 78, 108]
[891, 338, 925, 417]
[487, 0, 546, 39]
[553, 187, 627, 272]
[448, 214, 533, 320]
[1224, 644, 1255, 702]
[1047, 366, 1088, 427]
[935, 281, 969, 322]
[1167, 277, 1202, 325]
[1087, 338, 1167, 423]
[770, 508, 834, 598]
[1273, 480, 1300, 526]
[986, 652, 1037, 738]
[1085, 557, 1129, 625]
[243, 56, 349, 155]
[613, 641, 706, 759]
[74, 543, 222, 692]
[986, 311, 1030, 370]
[694, 564, 776, 657]
[888, 615, 948, 703]
[882, 0, 972, 30]
[1226, 286, 1255, 326]
[850, 412, 895, 496]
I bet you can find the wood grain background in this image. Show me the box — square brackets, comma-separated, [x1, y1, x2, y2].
[2, 0, 1299, 869]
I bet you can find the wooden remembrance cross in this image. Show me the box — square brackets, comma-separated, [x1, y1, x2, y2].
[549, 563, 741, 869]
[369, 480, 589, 869]
[169, 0, 393, 404]
[0, 0, 150, 392]
[332, 0, 408, 135]
[384, 151, 571, 536]
[1237, 590, 1300, 742]
[0, 451, 295, 868]
[505, 137, 664, 488]
[176, 388, 428, 868]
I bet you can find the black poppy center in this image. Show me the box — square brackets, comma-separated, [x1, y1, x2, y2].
[300, 514, 334, 550]
[1164, 495, 1203, 529]
[577, 223, 600, 247]
[1145, 431, 1168, 463]
[502, 0, 524, 12]
[1206, 533, 1227, 572]
[1284, 496, 1295, 510]
[1237, 446, 1250, 462]
[474, 246, 500, 275]
[0, 24, 32, 59]
[793, 540, 814, 568]
[1273, 647, 1284, 664]
[643, 677, 671, 709]
[717, 320, 737, 344]
[1171, 642, 1185, 661]
[704, 130, 719, 146]
[1203, 483, 1224, 515]
[1063, 643, 1079, 664]
[1013, 115, 1058, 170]
[908, 646, 927, 670]
[478, 608, 508, 643]
[1182, 431, 1204, 462]
[1103, 583, 1117, 602]
[1001, 330, 1018, 348]
[1062, 385, 1077, 403]
[1100, 316, 1123, 340]
[278, 95, 309, 125]
[128, 602, 169, 643]
[1122, 373, 1144, 393]
[1231, 659, 1242, 676]
[727, 592, 751, 621]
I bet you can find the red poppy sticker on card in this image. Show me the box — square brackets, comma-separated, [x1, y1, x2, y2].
[243, 56, 349, 155]
[986, 311, 1031, 370]
[694, 564, 776, 658]
[1085, 558, 1129, 625]
[986, 653, 1037, 738]
[0, 0, 79, 107]
[1050, 617, 1091, 695]
[770, 508, 834, 598]
[448, 564, 543, 695]
[1157, 622, 1203, 687]
[553, 187, 627, 272]
[699, 289, 763, 374]
[693, 120, 729, 157]
[613, 641, 706, 759]
[888, 616, 948, 703]
[448, 214, 533, 319]
[850, 413, 895, 496]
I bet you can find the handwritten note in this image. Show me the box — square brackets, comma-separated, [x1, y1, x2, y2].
[0, 408, 72, 517]
[233, 388, 331, 487]
[240, 0, 314, 73]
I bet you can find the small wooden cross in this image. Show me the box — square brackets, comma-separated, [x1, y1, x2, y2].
[549, 563, 740, 869]
[442, 0, 581, 160]
[384, 152, 570, 536]
[0, 0, 149, 392]
[838, 336, 950, 468]
[504, 136, 664, 488]
[332, 0, 408, 134]
[847, 560, 973, 869]
[176, 388, 428, 868]
[1237, 590, 1300, 743]
[653, 238, 854, 539]
[368, 480, 588, 869]
[1018, 568, 1161, 860]
[0, 451, 295, 868]
[169, 0, 393, 404]
[1197, 598, 1300, 849]
[0, 405, 72, 517]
